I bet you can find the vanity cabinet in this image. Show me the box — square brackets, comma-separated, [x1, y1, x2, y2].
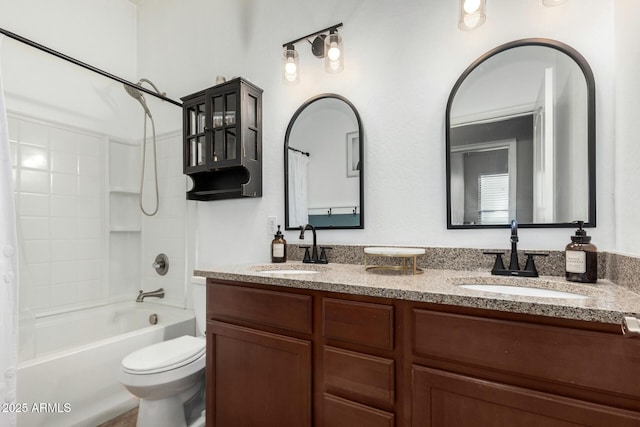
[182, 77, 262, 200]
[205, 279, 640, 426]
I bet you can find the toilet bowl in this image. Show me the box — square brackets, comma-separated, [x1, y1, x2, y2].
[119, 277, 207, 427]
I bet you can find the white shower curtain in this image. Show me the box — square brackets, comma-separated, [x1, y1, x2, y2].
[0, 35, 19, 427]
[288, 151, 309, 228]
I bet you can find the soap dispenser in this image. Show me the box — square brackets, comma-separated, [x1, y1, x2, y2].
[271, 225, 287, 263]
[565, 221, 597, 283]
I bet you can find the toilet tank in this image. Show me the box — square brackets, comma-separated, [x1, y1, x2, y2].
[191, 276, 207, 336]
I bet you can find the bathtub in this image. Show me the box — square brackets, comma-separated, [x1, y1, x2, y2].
[17, 301, 196, 427]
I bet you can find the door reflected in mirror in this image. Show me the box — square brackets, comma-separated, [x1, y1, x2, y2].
[446, 39, 596, 228]
[284, 94, 364, 230]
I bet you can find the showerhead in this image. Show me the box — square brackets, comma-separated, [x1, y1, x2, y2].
[124, 83, 152, 117]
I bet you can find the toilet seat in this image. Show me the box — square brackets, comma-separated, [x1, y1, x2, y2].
[122, 335, 205, 375]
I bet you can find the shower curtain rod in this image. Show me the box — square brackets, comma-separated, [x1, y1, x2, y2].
[0, 26, 182, 107]
[288, 146, 310, 156]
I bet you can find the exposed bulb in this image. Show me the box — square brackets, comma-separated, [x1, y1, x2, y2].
[463, 0, 481, 14]
[285, 59, 297, 76]
[327, 42, 341, 61]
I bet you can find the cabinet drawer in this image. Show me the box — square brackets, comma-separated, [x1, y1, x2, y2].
[323, 298, 394, 350]
[208, 283, 312, 334]
[412, 309, 640, 398]
[324, 346, 395, 408]
[323, 394, 394, 427]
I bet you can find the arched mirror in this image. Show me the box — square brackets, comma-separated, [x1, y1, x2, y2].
[446, 38, 596, 229]
[284, 94, 364, 230]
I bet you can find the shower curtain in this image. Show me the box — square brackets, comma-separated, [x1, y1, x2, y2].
[287, 151, 309, 228]
[0, 36, 19, 427]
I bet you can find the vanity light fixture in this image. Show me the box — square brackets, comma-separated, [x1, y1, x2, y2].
[283, 44, 299, 85]
[282, 23, 344, 83]
[458, 0, 486, 31]
[542, 0, 567, 6]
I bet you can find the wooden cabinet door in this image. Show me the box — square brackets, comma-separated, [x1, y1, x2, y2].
[412, 365, 640, 427]
[207, 321, 312, 427]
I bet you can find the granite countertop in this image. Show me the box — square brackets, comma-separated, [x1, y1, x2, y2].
[195, 261, 640, 325]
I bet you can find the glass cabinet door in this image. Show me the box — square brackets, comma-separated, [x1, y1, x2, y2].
[184, 100, 206, 168]
[210, 90, 238, 164]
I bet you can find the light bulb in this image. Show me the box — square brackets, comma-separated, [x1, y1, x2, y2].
[327, 42, 341, 61]
[463, 0, 481, 14]
[285, 59, 297, 76]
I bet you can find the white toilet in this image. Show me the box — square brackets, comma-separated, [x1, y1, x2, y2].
[120, 277, 207, 427]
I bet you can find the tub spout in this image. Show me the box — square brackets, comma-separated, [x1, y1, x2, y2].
[136, 288, 165, 302]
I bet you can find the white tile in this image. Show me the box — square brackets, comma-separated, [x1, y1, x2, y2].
[50, 217, 78, 239]
[49, 128, 77, 153]
[26, 286, 51, 311]
[78, 175, 102, 196]
[8, 117, 18, 142]
[78, 155, 102, 177]
[20, 217, 50, 239]
[78, 134, 102, 156]
[50, 283, 79, 306]
[19, 194, 50, 217]
[76, 281, 103, 301]
[51, 150, 78, 174]
[78, 260, 101, 281]
[25, 263, 51, 287]
[20, 170, 50, 194]
[77, 239, 102, 260]
[51, 240, 78, 262]
[23, 240, 50, 264]
[78, 197, 102, 219]
[78, 218, 102, 239]
[19, 121, 49, 148]
[10, 141, 17, 166]
[51, 173, 78, 195]
[50, 261, 78, 285]
[20, 145, 49, 171]
[51, 195, 78, 217]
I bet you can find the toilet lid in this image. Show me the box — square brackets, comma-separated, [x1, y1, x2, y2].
[122, 335, 205, 374]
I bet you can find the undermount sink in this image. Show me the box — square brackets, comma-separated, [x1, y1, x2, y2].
[458, 284, 589, 300]
[251, 264, 327, 275]
[255, 269, 320, 275]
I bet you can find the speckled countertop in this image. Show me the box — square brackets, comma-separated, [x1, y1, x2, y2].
[195, 261, 640, 325]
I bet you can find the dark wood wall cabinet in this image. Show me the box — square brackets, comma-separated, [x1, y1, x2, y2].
[206, 280, 640, 426]
[182, 78, 262, 200]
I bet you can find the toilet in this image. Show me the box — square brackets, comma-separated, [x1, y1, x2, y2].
[119, 277, 207, 427]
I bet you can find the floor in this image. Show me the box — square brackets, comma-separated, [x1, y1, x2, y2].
[96, 408, 137, 427]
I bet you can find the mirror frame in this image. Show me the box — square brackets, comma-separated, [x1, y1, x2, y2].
[446, 38, 596, 229]
[284, 93, 364, 230]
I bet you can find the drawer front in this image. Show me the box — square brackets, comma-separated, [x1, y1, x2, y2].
[323, 298, 394, 350]
[324, 346, 395, 408]
[413, 309, 640, 398]
[208, 282, 312, 334]
[323, 394, 394, 427]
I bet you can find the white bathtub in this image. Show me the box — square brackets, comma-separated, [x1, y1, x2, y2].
[17, 301, 196, 427]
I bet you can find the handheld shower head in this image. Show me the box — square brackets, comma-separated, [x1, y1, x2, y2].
[124, 83, 152, 117]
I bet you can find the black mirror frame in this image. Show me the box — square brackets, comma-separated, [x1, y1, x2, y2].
[445, 38, 596, 229]
[284, 93, 364, 230]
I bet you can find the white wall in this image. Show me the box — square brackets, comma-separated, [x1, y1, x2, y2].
[614, 1, 640, 256]
[134, 0, 618, 267]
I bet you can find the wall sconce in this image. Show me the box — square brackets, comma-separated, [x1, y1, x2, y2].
[542, 0, 567, 6]
[282, 23, 344, 84]
[458, 0, 486, 31]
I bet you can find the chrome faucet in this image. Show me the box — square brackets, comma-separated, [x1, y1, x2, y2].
[299, 224, 330, 264]
[483, 219, 548, 277]
[136, 288, 165, 302]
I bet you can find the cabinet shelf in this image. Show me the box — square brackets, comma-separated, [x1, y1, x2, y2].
[181, 77, 262, 201]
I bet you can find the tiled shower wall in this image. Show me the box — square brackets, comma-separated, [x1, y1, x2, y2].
[9, 114, 107, 314]
[10, 113, 189, 316]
